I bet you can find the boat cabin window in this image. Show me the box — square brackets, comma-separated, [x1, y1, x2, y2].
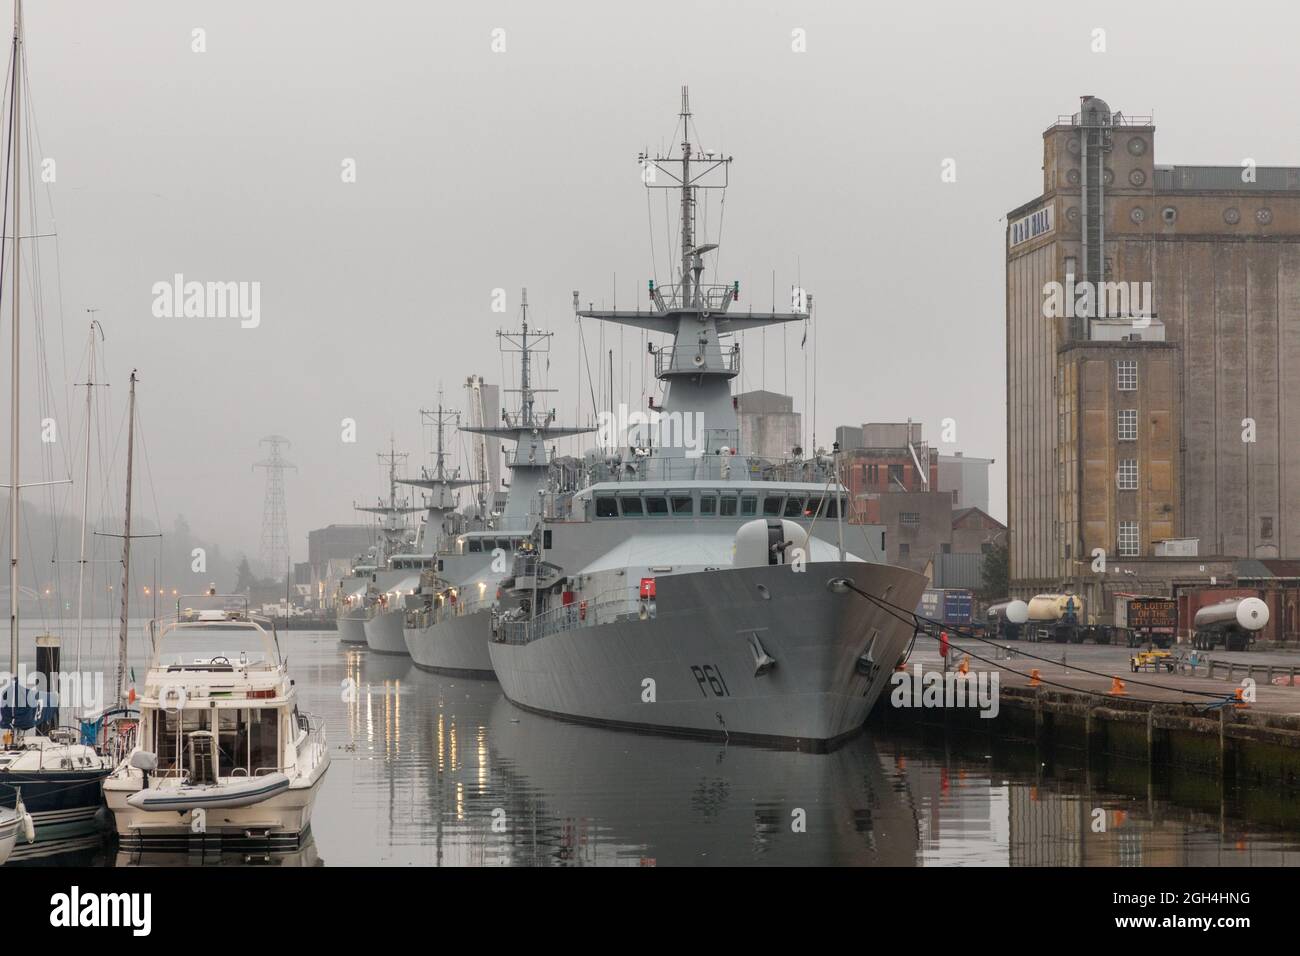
[699, 494, 717, 516]
[620, 496, 643, 516]
[157, 707, 280, 779]
[804, 496, 823, 518]
[825, 496, 840, 519]
[596, 496, 619, 518]
[763, 496, 784, 517]
[645, 496, 669, 516]
[671, 494, 693, 516]
[784, 496, 806, 518]
[741, 495, 758, 517]
[719, 495, 738, 517]
[467, 538, 482, 553]
[247, 708, 280, 775]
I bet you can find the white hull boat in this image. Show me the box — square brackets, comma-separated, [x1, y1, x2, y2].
[104, 595, 329, 849]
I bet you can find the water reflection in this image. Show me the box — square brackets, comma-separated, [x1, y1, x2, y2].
[11, 625, 1300, 866]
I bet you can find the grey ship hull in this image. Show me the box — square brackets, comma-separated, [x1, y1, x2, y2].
[364, 607, 409, 655]
[404, 611, 495, 679]
[484, 694, 920, 865]
[489, 560, 925, 751]
[338, 611, 367, 645]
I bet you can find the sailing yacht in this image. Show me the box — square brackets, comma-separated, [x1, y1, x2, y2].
[485, 89, 928, 750]
[0, 0, 114, 844]
[103, 593, 329, 848]
[401, 292, 594, 677]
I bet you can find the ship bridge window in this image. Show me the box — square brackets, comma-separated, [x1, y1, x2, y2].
[620, 496, 643, 516]
[804, 496, 823, 518]
[645, 496, 669, 516]
[763, 496, 784, 517]
[783, 496, 806, 518]
[719, 495, 738, 517]
[825, 496, 840, 519]
[496, 539, 510, 551]
[741, 495, 758, 517]
[467, 539, 482, 553]
[671, 495, 694, 516]
[596, 496, 619, 518]
[699, 494, 717, 516]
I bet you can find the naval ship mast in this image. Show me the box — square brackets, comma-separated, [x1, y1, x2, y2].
[576, 86, 807, 481]
[398, 392, 481, 552]
[461, 289, 595, 532]
[353, 441, 421, 560]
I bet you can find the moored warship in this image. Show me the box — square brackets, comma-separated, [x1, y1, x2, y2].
[485, 88, 928, 750]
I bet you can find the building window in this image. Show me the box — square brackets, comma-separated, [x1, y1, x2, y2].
[1118, 521, 1139, 557]
[1118, 459, 1138, 490]
[900, 512, 920, 525]
[866, 464, 879, 485]
[888, 464, 904, 487]
[1117, 360, 1137, 391]
[1262, 516, 1274, 540]
[1117, 409, 1137, 441]
[898, 543, 910, 558]
[940, 543, 951, 554]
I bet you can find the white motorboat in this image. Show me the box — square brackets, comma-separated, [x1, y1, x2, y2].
[103, 594, 329, 849]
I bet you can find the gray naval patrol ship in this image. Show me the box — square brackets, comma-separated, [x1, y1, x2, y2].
[337, 445, 421, 645]
[485, 88, 928, 750]
[363, 441, 448, 654]
[401, 292, 594, 677]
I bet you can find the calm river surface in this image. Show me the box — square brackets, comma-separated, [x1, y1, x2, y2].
[9, 622, 1300, 866]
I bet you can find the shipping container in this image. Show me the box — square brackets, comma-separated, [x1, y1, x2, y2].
[917, 588, 974, 627]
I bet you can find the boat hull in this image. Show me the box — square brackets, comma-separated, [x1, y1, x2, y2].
[488, 561, 926, 751]
[364, 607, 409, 655]
[0, 813, 18, 865]
[337, 611, 367, 645]
[0, 767, 110, 841]
[404, 610, 495, 679]
[105, 763, 327, 849]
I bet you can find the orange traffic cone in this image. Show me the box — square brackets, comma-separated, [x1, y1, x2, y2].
[1109, 676, 1127, 696]
[1029, 668, 1041, 687]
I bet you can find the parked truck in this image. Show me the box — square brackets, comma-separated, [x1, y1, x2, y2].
[1114, 594, 1178, 649]
[918, 589, 974, 628]
[1192, 597, 1269, 652]
[1026, 593, 1085, 643]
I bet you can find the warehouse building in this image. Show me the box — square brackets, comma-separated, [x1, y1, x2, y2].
[1006, 95, 1300, 603]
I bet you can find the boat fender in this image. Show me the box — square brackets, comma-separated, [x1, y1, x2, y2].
[16, 795, 34, 843]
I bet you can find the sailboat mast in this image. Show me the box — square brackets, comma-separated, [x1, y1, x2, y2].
[75, 320, 99, 676]
[7, 0, 21, 680]
[116, 370, 137, 708]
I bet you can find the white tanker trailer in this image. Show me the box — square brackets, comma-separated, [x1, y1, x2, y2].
[985, 599, 1029, 640]
[1191, 597, 1269, 652]
[1026, 593, 1085, 644]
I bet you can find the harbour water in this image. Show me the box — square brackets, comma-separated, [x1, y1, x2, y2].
[8, 622, 1300, 866]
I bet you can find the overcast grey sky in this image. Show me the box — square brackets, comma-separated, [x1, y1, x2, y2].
[8, 0, 1300, 563]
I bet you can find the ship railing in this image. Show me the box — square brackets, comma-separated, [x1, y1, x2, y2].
[494, 586, 647, 645]
[293, 712, 327, 771]
[650, 283, 736, 313]
[653, 344, 739, 377]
